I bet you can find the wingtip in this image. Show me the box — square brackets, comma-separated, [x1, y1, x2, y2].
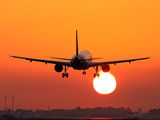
[10, 55, 16, 58]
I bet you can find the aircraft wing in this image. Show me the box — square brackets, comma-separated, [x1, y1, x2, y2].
[10, 55, 72, 67]
[89, 57, 150, 67]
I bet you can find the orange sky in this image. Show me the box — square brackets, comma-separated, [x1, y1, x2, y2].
[0, 0, 160, 112]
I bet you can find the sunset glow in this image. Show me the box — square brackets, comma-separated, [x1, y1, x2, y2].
[93, 71, 116, 94]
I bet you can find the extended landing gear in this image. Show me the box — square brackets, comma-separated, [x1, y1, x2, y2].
[62, 73, 68, 78]
[93, 66, 99, 78]
[62, 66, 69, 78]
[94, 73, 99, 78]
[82, 70, 86, 75]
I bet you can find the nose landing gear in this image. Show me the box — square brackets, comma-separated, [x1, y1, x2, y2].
[82, 70, 86, 75]
[62, 66, 69, 78]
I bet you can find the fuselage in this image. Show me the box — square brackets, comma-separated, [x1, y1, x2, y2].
[71, 50, 92, 70]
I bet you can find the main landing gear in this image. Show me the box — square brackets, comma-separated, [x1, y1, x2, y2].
[93, 66, 99, 78]
[62, 66, 69, 78]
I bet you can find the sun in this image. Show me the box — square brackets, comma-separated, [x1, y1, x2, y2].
[93, 71, 116, 94]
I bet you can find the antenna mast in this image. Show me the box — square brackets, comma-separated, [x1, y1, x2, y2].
[5, 95, 7, 111]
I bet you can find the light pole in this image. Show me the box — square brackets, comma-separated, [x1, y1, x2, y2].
[5, 95, 7, 111]
[12, 96, 14, 111]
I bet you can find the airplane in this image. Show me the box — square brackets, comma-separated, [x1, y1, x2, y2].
[10, 30, 150, 78]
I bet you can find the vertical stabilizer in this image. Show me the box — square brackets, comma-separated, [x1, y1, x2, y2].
[76, 30, 78, 56]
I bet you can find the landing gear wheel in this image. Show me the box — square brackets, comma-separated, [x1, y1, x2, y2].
[62, 73, 68, 78]
[82, 71, 86, 75]
[93, 73, 99, 78]
[62, 73, 65, 78]
[66, 73, 68, 78]
[97, 73, 100, 78]
[94, 73, 96, 78]
[62, 66, 69, 78]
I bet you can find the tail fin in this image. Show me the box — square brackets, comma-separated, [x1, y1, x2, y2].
[76, 30, 78, 56]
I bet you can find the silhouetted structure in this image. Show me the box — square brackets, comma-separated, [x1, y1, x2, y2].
[12, 96, 14, 111]
[149, 108, 160, 118]
[2, 106, 160, 119]
[17, 106, 134, 119]
[4, 95, 7, 111]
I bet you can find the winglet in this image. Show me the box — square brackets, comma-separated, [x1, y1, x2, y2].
[76, 30, 78, 56]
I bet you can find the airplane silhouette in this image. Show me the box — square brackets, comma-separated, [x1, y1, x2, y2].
[11, 30, 150, 78]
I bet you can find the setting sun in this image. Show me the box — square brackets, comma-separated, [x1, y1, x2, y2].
[93, 71, 116, 94]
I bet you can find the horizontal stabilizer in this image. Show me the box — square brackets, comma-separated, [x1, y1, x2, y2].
[50, 57, 102, 61]
[85, 57, 103, 60]
[50, 57, 71, 60]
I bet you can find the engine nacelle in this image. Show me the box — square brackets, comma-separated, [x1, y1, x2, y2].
[102, 64, 110, 73]
[54, 64, 63, 72]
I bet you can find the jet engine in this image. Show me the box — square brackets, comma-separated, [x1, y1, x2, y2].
[102, 64, 110, 72]
[54, 64, 63, 72]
